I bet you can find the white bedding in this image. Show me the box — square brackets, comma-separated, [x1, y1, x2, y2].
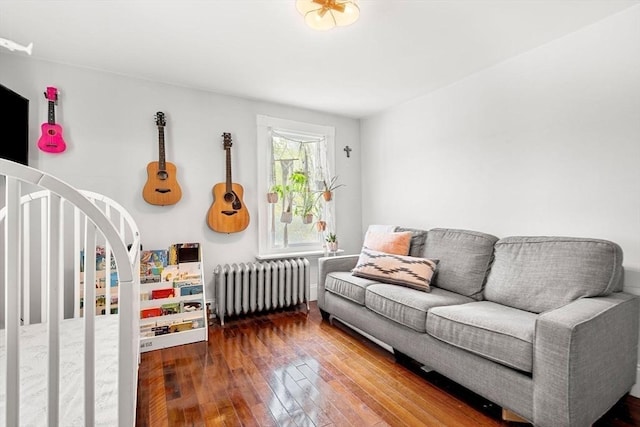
[0, 315, 119, 427]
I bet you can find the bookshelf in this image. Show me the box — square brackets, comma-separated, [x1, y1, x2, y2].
[138, 243, 208, 352]
[79, 246, 119, 316]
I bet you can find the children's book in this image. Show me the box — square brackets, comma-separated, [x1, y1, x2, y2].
[168, 243, 201, 265]
[140, 249, 168, 276]
[80, 246, 116, 272]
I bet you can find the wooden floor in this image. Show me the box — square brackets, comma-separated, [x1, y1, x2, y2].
[136, 303, 640, 426]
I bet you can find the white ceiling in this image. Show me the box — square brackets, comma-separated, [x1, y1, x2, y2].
[0, 1, 637, 118]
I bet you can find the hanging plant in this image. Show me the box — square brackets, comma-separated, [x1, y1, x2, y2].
[280, 211, 293, 223]
[318, 175, 345, 202]
[302, 213, 314, 224]
[316, 220, 327, 231]
[267, 184, 282, 204]
[267, 192, 278, 203]
[290, 170, 308, 191]
[295, 185, 318, 224]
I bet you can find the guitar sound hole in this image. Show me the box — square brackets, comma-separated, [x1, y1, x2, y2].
[157, 170, 168, 180]
[47, 129, 56, 136]
[224, 192, 236, 203]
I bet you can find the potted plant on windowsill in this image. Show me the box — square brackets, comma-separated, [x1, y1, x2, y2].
[326, 232, 338, 252]
[318, 175, 345, 202]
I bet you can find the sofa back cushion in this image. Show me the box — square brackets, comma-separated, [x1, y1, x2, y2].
[424, 228, 498, 300]
[484, 236, 623, 313]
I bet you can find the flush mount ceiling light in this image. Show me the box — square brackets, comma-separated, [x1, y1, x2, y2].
[296, 0, 360, 31]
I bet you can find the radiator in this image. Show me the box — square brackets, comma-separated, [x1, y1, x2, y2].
[213, 258, 310, 325]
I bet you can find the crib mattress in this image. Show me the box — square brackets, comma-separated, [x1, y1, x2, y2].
[0, 315, 120, 426]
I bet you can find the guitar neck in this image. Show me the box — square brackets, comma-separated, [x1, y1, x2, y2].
[225, 147, 233, 193]
[158, 126, 166, 170]
[48, 100, 56, 124]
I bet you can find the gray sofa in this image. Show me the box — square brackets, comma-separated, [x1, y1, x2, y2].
[317, 228, 639, 427]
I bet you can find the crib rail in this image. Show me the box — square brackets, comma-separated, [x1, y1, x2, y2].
[0, 159, 139, 426]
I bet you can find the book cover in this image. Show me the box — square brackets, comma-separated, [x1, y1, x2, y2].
[179, 284, 203, 296]
[80, 245, 116, 272]
[161, 302, 180, 315]
[151, 288, 174, 299]
[161, 265, 179, 282]
[169, 243, 201, 264]
[140, 249, 168, 276]
[182, 300, 203, 312]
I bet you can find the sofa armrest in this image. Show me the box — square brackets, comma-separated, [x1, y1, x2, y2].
[317, 255, 359, 309]
[533, 292, 639, 427]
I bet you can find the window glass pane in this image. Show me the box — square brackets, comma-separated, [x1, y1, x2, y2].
[257, 116, 335, 257]
[268, 132, 326, 250]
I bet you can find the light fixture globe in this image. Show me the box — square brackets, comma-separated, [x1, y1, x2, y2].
[296, 0, 360, 31]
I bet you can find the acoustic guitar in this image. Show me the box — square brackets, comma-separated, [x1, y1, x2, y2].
[37, 87, 67, 153]
[142, 112, 182, 206]
[207, 133, 250, 233]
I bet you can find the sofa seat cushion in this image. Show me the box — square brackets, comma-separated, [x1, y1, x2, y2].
[427, 301, 537, 373]
[365, 284, 474, 333]
[324, 272, 379, 306]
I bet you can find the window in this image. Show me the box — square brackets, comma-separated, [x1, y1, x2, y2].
[257, 115, 336, 258]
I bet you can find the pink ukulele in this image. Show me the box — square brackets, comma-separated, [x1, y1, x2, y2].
[37, 87, 67, 153]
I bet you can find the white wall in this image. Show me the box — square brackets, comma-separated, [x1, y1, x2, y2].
[0, 53, 362, 301]
[362, 6, 640, 394]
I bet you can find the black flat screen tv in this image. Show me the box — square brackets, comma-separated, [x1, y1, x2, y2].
[0, 83, 29, 165]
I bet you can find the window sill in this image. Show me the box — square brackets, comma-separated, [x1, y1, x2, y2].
[256, 249, 344, 261]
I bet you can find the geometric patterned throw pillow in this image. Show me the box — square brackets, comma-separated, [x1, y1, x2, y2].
[352, 248, 437, 292]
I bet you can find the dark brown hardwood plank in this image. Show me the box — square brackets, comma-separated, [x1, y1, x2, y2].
[294, 365, 376, 426]
[324, 331, 494, 426]
[253, 356, 318, 426]
[142, 350, 170, 427]
[200, 402, 222, 426]
[248, 402, 279, 427]
[240, 356, 298, 425]
[137, 303, 640, 427]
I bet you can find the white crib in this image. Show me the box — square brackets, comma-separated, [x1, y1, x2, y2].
[0, 158, 140, 426]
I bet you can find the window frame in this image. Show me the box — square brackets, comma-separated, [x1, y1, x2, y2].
[256, 115, 336, 259]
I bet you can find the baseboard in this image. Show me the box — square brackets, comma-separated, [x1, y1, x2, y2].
[631, 365, 640, 397]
